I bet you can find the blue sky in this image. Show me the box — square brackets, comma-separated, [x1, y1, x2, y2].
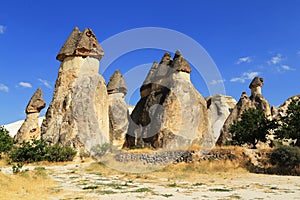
[1, 0, 300, 124]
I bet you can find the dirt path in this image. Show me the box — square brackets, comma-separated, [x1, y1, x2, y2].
[1, 161, 300, 200]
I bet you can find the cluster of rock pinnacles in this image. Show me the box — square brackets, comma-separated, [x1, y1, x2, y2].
[14, 27, 299, 156]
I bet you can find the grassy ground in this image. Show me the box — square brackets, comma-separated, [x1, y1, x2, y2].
[0, 168, 58, 200]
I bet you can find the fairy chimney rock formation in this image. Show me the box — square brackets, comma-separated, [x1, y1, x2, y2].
[107, 70, 129, 149]
[206, 94, 237, 143]
[216, 77, 271, 145]
[249, 77, 263, 96]
[14, 88, 46, 143]
[124, 51, 210, 150]
[41, 27, 109, 156]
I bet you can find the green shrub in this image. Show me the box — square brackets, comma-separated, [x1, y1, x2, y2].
[91, 143, 111, 157]
[44, 144, 76, 162]
[10, 138, 76, 163]
[10, 139, 48, 163]
[270, 145, 300, 168]
[0, 126, 14, 155]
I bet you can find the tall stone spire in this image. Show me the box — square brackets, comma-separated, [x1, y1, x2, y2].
[14, 88, 46, 143]
[41, 27, 109, 157]
[107, 70, 129, 149]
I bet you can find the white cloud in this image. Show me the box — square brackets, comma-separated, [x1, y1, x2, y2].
[268, 54, 282, 65]
[297, 51, 300, 56]
[277, 65, 295, 72]
[38, 78, 52, 89]
[210, 79, 225, 85]
[0, 25, 6, 34]
[19, 82, 32, 88]
[237, 56, 251, 64]
[230, 72, 260, 83]
[0, 83, 9, 92]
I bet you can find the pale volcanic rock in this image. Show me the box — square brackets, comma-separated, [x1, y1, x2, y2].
[41, 27, 109, 156]
[14, 88, 46, 143]
[206, 94, 237, 143]
[124, 51, 210, 150]
[272, 94, 300, 119]
[107, 70, 129, 149]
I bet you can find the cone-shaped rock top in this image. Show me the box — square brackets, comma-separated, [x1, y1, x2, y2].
[249, 77, 264, 89]
[107, 69, 127, 95]
[26, 88, 46, 114]
[56, 27, 104, 62]
[171, 50, 192, 73]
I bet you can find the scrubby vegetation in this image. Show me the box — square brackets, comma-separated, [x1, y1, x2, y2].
[0, 127, 76, 165]
[0, 126, 14, 155]
[9, 138, 76, 163]
[229, 108, 275, 148]
[270, 145, 300, 168]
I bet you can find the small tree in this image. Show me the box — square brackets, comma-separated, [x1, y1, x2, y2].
[0, 126, 14, 155]
[229, 108, 275, 148]
[275, 98, 300, 147]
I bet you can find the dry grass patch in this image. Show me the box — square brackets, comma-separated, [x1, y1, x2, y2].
[0, 170, 58, 200]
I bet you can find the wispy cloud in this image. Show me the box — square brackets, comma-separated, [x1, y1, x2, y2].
[38, 78, 52, 89]
[0, 83, 9, 92]
[297, 51, 300, 56]
[19, 82, 32, 88]
[236, 56, 251, 64]
[230, 72, 260, 83]
[277, 65, 296, 72]
[0, 25, 6, 34]
[210, 79, 225, 85]
[268, 54, 282, 65]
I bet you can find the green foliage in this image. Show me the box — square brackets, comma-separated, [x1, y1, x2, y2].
[91, 143, 111, 157]
[270, 145, 300, 168]
[12, 163, 23, 174]
[0, 126, 14, 154]
[9, 138, 76, 163]
[275, 98, 300, 147]
[44, 144, 77, 162]
[229, 108, 275, 148]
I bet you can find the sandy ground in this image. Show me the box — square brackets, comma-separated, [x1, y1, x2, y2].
[1, 161, 300, 200]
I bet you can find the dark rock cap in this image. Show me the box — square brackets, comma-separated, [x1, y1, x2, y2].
[249, 77, 264, 89]
[107, 69, 127, 95]
[171, 50, 192, 73]
[56, 27, 104, 62]
[159, 53, 172, 65]
[26, 88, 46, 114]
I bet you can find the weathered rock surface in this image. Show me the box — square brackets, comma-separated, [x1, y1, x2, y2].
[14, 88, 46, 143]
[206, 94, 237, 143]
[123, 51, 210, 150]
[271, 94, 300, 119]
[107, 70, 129, 149]
[216, 77, 271, 145]
[41, 27, 109, 156]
